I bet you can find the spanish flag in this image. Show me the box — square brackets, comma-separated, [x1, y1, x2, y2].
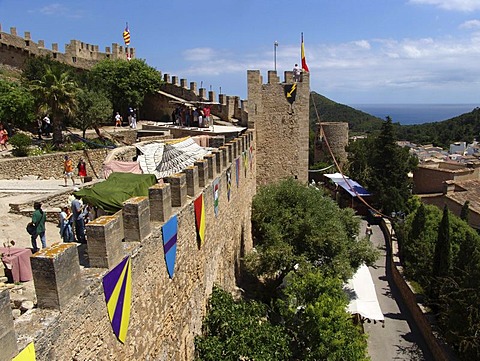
[301, 33, 309, 72]
[123, 23, 130, 47]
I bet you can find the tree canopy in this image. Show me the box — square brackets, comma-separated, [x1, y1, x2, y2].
[89, 58, 162, 114]
[248, 178, 378, 283]
[347, 117, 418, 214]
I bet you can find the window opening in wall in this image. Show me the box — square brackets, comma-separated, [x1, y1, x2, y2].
[72, 57, 77, 63]
[25, 40, 29, 46]
[53, 53, 57, 59]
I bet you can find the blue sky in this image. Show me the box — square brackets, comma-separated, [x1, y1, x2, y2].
[2, 0, 480, 105]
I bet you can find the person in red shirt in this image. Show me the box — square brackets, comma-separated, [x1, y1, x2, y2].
[77, 158, 87, 183]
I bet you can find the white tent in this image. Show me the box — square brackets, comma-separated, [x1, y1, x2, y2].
[344, 264, 384, 322]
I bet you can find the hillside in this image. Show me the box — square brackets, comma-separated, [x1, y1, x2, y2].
[309, 91, 384, 133]
[395, 107, 480, 147]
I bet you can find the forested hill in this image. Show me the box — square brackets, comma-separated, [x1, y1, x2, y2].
[309, 91, 384, 133]
[310, 91, 480, 147]
[395, 107, 480, 148]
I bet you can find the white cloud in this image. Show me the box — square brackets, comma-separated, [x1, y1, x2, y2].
[460, 19, 480, 29]
[182, 48, 217, 62]
[39, 3, 68, 15]
[354, 40, 371, 50]
[409, 0, 480, 12]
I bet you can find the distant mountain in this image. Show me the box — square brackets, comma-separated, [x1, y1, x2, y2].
[309, 91, 384, 133]
[395, 107, 480, 147]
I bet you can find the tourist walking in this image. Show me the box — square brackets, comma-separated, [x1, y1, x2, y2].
[365, 223, 373, 239]
[31, 201, 47, 253]
[64, 155, 76, 186]
[77, 158, 87, 183]
[114, 112, 122, 128]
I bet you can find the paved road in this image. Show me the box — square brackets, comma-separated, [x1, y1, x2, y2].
[362, 220, 433, 361]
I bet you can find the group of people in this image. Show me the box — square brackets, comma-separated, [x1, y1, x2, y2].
[37, 115, 52, 139]
[0, 124, 9, 151]
[63, 155, 87, 186]
[114, 108, 137, 129]
[171, 105, 212, 128]
[30, 190, 92, 252]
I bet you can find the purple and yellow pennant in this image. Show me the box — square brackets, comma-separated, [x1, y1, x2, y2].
[162, 216, 178, 278]
[102, 256, 132, 344]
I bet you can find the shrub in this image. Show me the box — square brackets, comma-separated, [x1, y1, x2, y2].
[9, 133, 32, 157]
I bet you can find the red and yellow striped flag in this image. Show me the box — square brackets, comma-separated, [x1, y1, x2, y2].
[123, 23, 130, 47]
[301, 33, 309, 72]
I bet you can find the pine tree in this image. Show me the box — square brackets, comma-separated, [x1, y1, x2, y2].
[432, 205, 451, 278]
[460, 200, 470, 223]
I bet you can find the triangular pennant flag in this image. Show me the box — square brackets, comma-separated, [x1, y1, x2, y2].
[194, 194, 206, 247]
[213, 178, 220, 217]
[162, 216, 178, 278]
[235, 157, 240, 187]
[226, 167, 232, 201]
[102, 256, 132, 344]
[243, 151, 248, 177]
[12, 342, 36, 360]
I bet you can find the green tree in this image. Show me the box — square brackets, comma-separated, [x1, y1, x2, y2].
[348, 117, 418, 214]
[194, 286, 291, 361]
[29, 65, 79, 145]
[0, 79, 35, 128]
[89, 59, 162, 115]
[460, 200, 470, 223]
[432, 205, 452, 279]
[276, 266, 369, 361]
[74, 89, 113, 138]
[247, 178, 377, 285]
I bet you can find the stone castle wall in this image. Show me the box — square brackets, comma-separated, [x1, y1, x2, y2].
[315, 122, 349, 165]
[248, 70, 310, 186]
[7, 131, 255, 360]
[0, 23, 134, 71]
[0, 149, 109, 180]
[142, 73, 248, 125]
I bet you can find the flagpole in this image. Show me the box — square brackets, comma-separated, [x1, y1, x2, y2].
[274, 41, 278, 72]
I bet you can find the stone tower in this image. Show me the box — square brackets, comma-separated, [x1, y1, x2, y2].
[314, 122, 349, 166]
[247, 70, 310, 187]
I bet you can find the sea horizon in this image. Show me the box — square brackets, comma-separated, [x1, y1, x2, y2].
[350, 103, 479, 125]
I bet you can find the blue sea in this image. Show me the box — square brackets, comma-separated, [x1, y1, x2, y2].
[350, 104, 479, 125]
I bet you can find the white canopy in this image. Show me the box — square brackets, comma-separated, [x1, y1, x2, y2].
[344, 264, 384, 321]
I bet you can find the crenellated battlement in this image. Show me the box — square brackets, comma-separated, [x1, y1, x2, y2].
[1, 131, 256, 360]
[141, 73, 248, 126]
[0, 22, 135, 70]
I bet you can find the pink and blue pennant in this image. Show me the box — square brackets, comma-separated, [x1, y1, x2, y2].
[162, 216, 178, 278]
[102, 256, 132, 344]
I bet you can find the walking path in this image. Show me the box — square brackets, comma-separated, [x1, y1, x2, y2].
[361, 220, 433, 361]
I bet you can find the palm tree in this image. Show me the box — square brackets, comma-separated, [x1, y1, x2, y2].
[30, 65, 79, 145]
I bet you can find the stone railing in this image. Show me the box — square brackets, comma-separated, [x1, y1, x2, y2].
[2, 130, 255, 360]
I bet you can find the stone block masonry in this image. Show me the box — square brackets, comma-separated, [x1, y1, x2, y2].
[0, 289, 17, 361]
[11, 130, 256, 360]
[247, 70, 310, 186]
[30, 243, 83, 310]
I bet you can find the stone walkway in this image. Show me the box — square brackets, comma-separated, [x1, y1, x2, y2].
[361, 220, 433, 361]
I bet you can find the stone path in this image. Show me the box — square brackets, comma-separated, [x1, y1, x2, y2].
[362, 220, 433, 361]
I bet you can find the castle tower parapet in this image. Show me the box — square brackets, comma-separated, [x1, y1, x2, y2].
[248, 69, 310, 186]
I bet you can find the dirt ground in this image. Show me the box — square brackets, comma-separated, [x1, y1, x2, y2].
[0, 181, 71, 250]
